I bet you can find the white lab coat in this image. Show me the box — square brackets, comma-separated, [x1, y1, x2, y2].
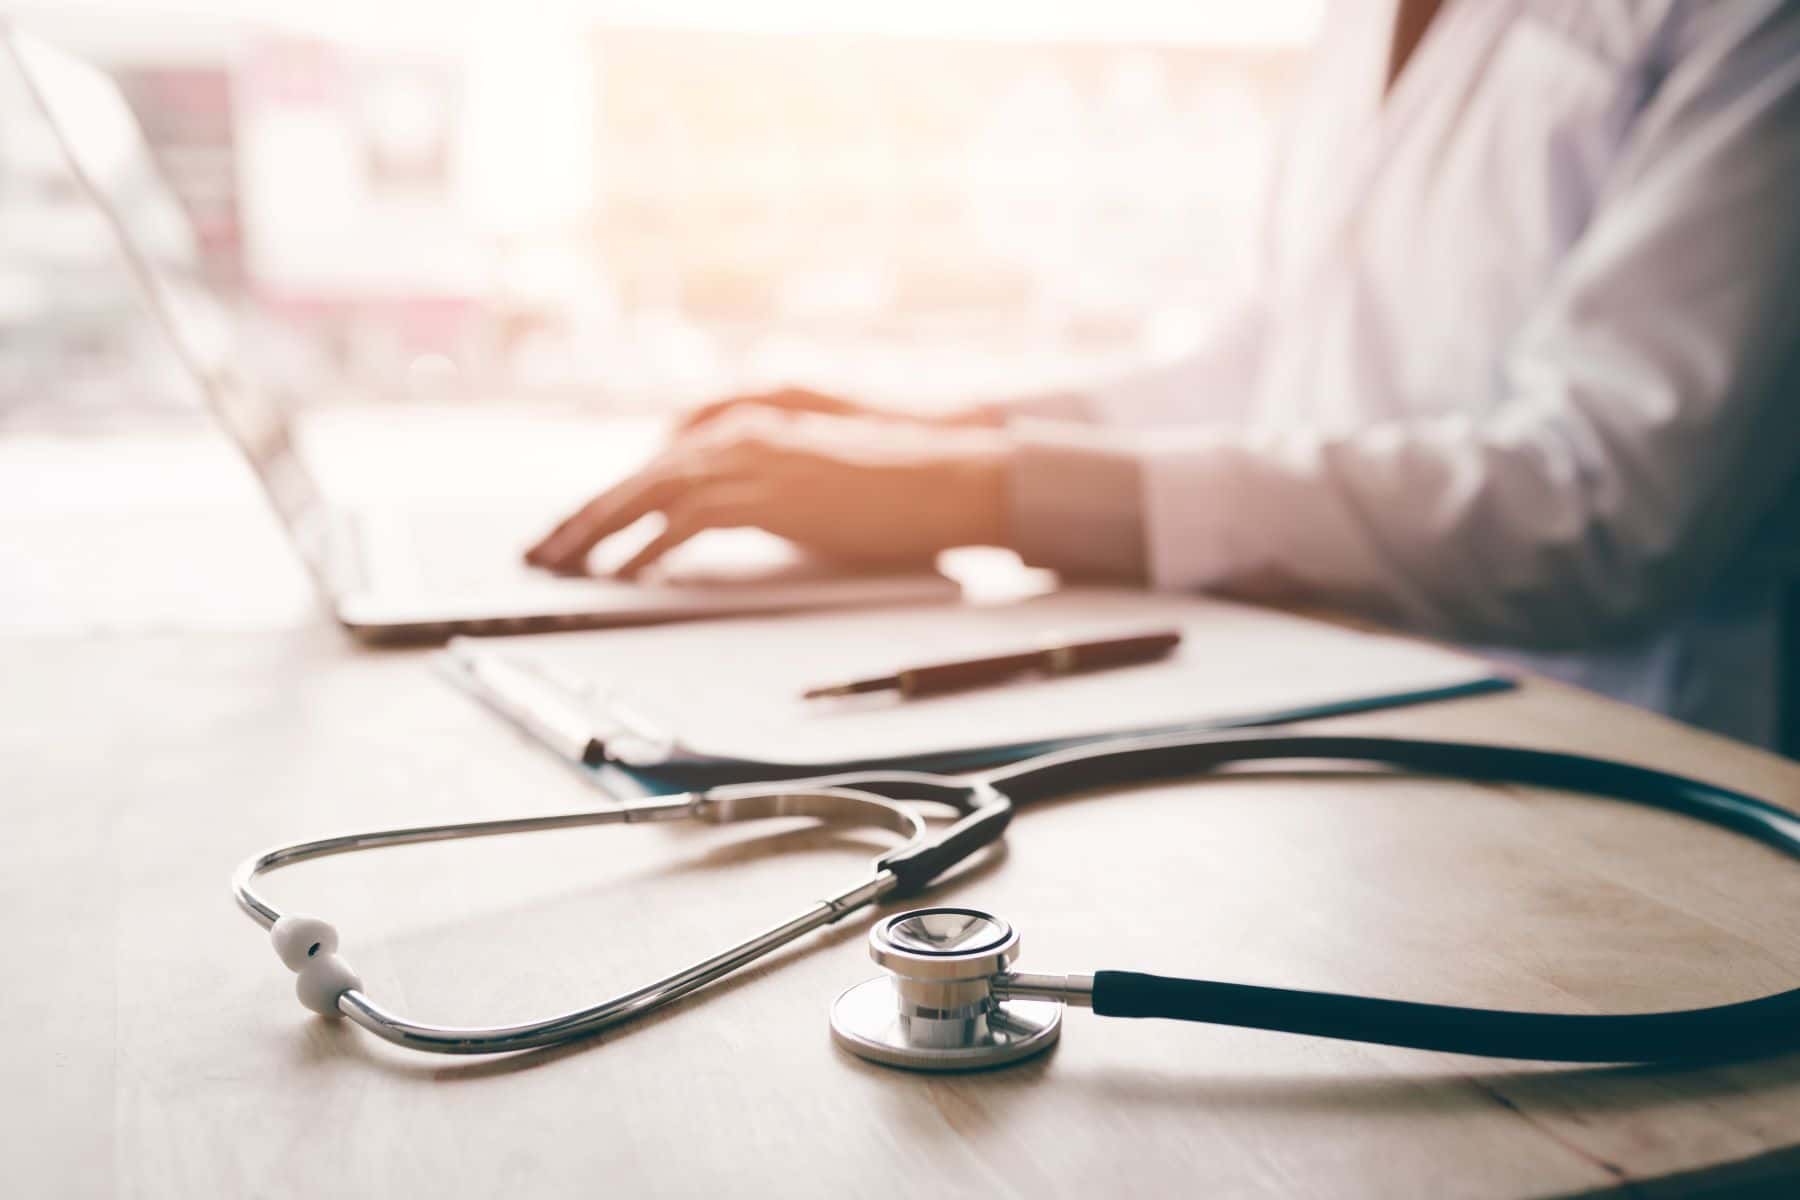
[1012, 0, 1800, 745]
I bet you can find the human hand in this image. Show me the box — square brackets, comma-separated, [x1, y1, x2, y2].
[524, 408, 1012, 578]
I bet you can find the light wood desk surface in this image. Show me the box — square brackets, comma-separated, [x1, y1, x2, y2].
[6, 429, 1800, 1199]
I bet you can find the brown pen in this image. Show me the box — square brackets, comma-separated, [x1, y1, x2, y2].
[802, 629, 1183, 700]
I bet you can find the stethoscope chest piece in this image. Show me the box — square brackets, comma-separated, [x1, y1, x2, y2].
[830, 907, 1062, 1071]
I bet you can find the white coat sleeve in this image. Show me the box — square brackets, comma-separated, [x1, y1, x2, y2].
[1010, 4, 1800, 643]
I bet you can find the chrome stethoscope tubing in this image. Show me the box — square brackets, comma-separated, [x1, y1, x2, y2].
[234, 774, 1010, 1054]
[236, 731, 1800, 1061]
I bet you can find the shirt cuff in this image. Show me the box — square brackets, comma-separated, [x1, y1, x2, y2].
[1004, 419, 1148, 580]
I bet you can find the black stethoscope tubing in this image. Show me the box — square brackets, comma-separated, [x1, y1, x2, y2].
[856, 732, 1800, 1063]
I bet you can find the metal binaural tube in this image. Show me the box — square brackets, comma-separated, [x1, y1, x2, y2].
[238, 781, 940, 1055]
[233, 794, 703, 927]
[339, 872, 899, 1054]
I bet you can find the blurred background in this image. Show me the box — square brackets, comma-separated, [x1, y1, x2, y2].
[3, 0, 1321, 433]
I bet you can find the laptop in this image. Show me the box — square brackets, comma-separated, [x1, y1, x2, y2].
[4, 25, 958, 641]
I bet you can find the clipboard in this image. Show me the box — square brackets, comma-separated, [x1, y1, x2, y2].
[436, 589, 1516, 795]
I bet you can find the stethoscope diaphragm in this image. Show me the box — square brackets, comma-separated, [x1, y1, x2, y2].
[829, 907, 1065, 1071]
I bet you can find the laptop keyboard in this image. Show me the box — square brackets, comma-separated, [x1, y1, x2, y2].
[351, 506, 605, 594]
[350, 504, 828, 598]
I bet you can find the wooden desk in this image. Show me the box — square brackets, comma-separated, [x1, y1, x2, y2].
[7, 431, 1800, 1198]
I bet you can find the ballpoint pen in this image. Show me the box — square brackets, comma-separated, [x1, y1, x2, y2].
[803, 629, 1183, 700]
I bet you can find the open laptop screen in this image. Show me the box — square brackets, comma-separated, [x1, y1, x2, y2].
[4, 23, 321, 526]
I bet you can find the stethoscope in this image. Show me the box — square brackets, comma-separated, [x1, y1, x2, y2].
[235, 731, 1800, 1068]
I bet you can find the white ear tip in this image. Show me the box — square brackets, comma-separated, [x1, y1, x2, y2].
[271, 915, 339, 973]
[295, 952, 363, 1016]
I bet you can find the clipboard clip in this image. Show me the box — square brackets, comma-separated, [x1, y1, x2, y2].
[440, 639, 677, 767]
